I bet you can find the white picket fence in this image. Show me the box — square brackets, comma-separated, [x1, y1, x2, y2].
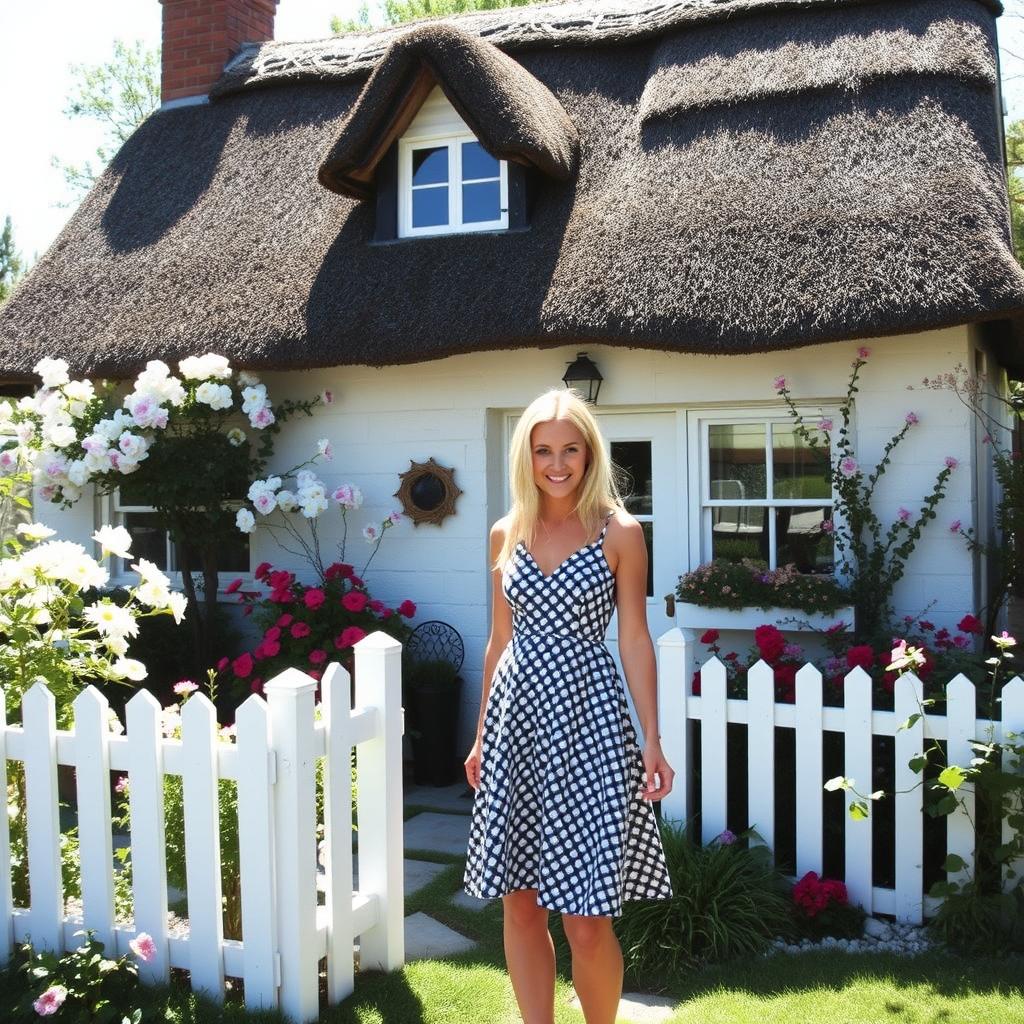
[0, 630, 405, 1024]
[656, 627, 1024, 922]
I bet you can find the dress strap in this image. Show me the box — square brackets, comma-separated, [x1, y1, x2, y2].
[598, 510, 614, 543]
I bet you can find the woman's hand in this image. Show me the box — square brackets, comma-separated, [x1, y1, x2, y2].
[640, 739, 674, 802]
[464, 739, 483, 791]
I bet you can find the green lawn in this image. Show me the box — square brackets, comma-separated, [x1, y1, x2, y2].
[3, 840, 1022, 1023]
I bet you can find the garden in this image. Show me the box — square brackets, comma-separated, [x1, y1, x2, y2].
[0, 349, 1022, 1022]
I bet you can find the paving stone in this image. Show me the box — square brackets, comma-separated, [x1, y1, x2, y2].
[322, 857, 446, 897]
[404, 781, 476, 814]
[405, 811, 471, 855]
[451, 889, 495, 911]
[568, 991, 677, 1023]
[403, 911, 477, 961]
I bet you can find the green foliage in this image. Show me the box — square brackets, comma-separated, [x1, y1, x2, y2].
[1007, 119, 1024, 265]
[52, 39, 160, 203]
[11, 931, 144, 1024]
[0, 215, 26, 304]
[613, 821, 796, 982]
[332, 0, 549, 33]
[676, 558, 852, 615]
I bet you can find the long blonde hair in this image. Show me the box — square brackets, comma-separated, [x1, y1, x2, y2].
[494, 387, 626, 570]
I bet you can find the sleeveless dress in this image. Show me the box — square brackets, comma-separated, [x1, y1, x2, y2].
[463, 512, 675, 917]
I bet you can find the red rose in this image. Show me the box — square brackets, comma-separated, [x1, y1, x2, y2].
[264, 626, 281, 642]
[270, 588, 293, 604]
[700, 629, 720, 645]
[276, 613, 293, 628]
[369, 599, 386, 614]
[232, 653, 254, 679]
[290, 621, 311, 639]
[324, 562, 354, 581]
[398, 599, 417, 618]
[308, 669, 322, 681]
[754, 625, 786, 662]
[919, 620, 934, 632]
[309, 649, 327, 665]
[225, 578, 243, 594]
[342, 590, 368, 613]
[724, 651, 738, 662]
[691, 670, 701, 695]
[336, 626, 367, 649]
[217, 657, 229, 672]
[958, 614, 983, 635]
[845, 645, 875, 672]
[254, 562, 273, 581]
[268, 570, 293, 590]
[304, 588, 326, 610]
[250, 678, 264, 694]
[263, 640, 280, 658]
[349, 574, 364, 587]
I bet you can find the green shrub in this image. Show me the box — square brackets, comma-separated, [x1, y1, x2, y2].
[614, 821, 796, 981]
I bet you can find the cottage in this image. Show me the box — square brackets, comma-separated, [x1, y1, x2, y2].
[2, 0, 1023, 754]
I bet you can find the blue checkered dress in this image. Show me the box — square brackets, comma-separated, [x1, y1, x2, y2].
[463, 513, 674, 916]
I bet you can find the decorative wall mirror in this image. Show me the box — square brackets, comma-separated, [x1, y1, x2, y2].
[394, 457, 462, 526]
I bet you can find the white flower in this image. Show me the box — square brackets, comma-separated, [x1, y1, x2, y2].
[387, 510, 403, 526]
[179, 354, 231, 381]
[363, 524, 379, 542]
[332, 483, 363, 510]
[166, 591, 187, 624]
[253, 491, 277, 516]
[16, 523, 56, 542]
[237, 371, 260, 387]
[84, 602, 139, 639]
[111, 658, 147, 682]
[316, 438, 333, 461]
[107, 709, 125, 736]
[300, 495, 329, 518]
[66, 460, 89, 487]
[20, 540, 89, 581]
[34, 358, 70, 389]
[295, 470, 317, 490]
[132, 557, 171, 590]
[195, 381, 233, 411]
[46, 423, 77, 449]
[241, 384, 268, 415]
[94, 525, 133, 560]
[83, 448, 114, 474]
[247, 476, 281, 503]
[95, 410, 135, 442]
[60, 483, 83, 503]
[227, 428, 246, 447]
[14, 421, 35, 444]
[0, 400, 12, 426]
[249, 406, 275, 430]
[63, 379, 95, 419]
[105, 634, 129, 657]
[276, 489, 297, 512]
[320, 389, 334, 405]
[136, 581, 171, 608]
[66, 556, 109, 590]
[124, 391, 169, 430]
[116, 459, 140, 476]
[236, 508, 256, 534]
[118, 432, 149, 461]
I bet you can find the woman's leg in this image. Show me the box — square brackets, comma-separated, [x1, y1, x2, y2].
[502, 889, 556, 1024]
[561, 914, 623, 1024]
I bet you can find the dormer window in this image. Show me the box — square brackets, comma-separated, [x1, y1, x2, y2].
[400, 132, 509, 237]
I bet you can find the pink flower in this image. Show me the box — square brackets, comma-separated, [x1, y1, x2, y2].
[897, 507, 911, 523]
[130, 932, 157, 962]
[342, 590, 368, 613]
[225, 578, 243, 594]
[232, 653, 254, 679]
[276, 613, 294, 627]
[251, 406, 274, 429]
[699, 629, 720, 645]
[398, 599, 417, 618]
[264, 626, 281, 642]
[945, 456, 959, 470]
[773, 375, 787, 392]
[820, 519, 835, 534]
[838, 456, 858, 477]
[816, 417, 833, 432]
[33, 985, 68, 1015]
[309, 649, 327, 665]
[957, 614, 983, 635]
[857, 346, 871, 359]
[217, 656, 230, 672]
[982, 433, 992, 445]
[262, 640, 281, 658]
[336, 626, 367, 649]
[173, 680, 198, 696]
[905, 411, 919, 425]
[320, 389, 334, 405]
[953, 635, 971, 649]
[950, 519, 962, 533]
[250, 678, 264, 694]
[254, 561, 273, 581]
[114, 776, 129, 794]
[303, 588, 326, 610]
[290, 621, 311, 639]
[369, 598, 386, 614]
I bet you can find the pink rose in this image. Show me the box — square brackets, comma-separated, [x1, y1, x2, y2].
[309, 649, 327, 665]
[291, 621, 311, 639]
[232, 653, 254, 679]
[129, 932, 157, 962]
[276, 613, 294, 627]
[398, 599, 417, 618]
[342, 590, 368, 613]
[264, 626, 281, 642]
[33, 985, 68, 1016]
[304, 588, 326, 610]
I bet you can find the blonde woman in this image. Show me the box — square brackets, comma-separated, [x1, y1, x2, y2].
[463, 387, 674, 1024]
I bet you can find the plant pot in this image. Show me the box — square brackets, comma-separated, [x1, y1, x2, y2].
[408, 676, 464, 787]
[675, 602, 855, 633]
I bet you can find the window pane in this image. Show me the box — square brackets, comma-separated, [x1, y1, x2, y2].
[611, 441, 652, 515]
[172, 532, 251, 575]
[773, 424, 830, 500]
[711, 506, 768, 564]
[412, 186, 449, 228]
[709, 424, 766, 500]
[462, 181, 500, 224]
[462, 141, 499, 181]
[777, 506, 834, 574]
[123, 512, 168, 570]
[412, 146, 448, 186]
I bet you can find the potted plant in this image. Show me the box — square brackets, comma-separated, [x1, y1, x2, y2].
[404, 656, 464, 787]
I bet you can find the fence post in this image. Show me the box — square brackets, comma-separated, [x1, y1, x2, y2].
[354, 631, 404, 973]
[945, 675, 976, 890]
[0, 687, 11, 966]
[794, 664, 823, 878]
[894, 671, 925, 923]
[265, 668, 320, 1024]
[746, 661, 776, 850]
[657, 628, 689, 828]
[23, 682, 63, 952]
[843, 666, 873, 913]
[700, 656, 728, 845]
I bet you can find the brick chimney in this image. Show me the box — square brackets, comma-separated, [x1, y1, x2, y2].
[160, 0, 279, 106]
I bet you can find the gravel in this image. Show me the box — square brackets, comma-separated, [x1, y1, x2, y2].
[765, 918, 940, 957]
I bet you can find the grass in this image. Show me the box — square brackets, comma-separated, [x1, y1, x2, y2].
[3, 804, 1023, 1022]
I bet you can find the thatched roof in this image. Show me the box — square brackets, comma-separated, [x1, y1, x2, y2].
[318, 22, 578, 199]
[0, 0, 1021, 380]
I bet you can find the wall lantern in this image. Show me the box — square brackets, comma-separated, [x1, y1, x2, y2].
[561, 352, 603, 404]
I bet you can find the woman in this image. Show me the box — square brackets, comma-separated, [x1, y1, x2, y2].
[463, 387, 675, 1024]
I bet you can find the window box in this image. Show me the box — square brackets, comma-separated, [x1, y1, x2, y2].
[675, 601, 855, 633]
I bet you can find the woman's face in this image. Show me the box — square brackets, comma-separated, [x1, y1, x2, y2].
[530, 417, 589, 501]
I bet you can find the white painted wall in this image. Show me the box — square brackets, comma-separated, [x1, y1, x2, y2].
[32, 324, 990, 754]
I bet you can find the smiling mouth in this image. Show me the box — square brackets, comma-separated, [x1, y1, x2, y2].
[546, 474, 571, 483]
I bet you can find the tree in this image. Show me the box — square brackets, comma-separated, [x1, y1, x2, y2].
[52, 39, 161, 204]
[0, 217, 25, 305]
[1007, 119, 1024, 263]
[332, 0, 549, 33]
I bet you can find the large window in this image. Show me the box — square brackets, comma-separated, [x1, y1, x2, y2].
[697, 414, 835, 574]
[113, 486, 251, 580]
[398, 135, 508, 237]
[610, 440, 654, 597]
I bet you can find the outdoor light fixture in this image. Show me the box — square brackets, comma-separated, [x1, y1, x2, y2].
[561, 352, 603, 404]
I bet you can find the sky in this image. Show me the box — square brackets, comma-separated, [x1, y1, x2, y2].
[3, 0, 1024, 264]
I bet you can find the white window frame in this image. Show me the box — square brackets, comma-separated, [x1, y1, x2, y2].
[687, 407, 841, 573]
[398, 131, 509, 238]
[106, 491, 253, 592]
